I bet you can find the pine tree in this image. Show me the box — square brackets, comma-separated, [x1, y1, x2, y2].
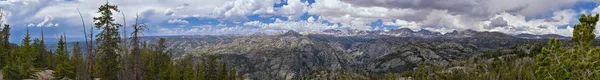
[536, 13, 600, 79]
[72, 42, 84, 80]
[206, 55, 219, 80]
[2, 27, 36, 79]
[54, 35, 75, 79]
[143, 38, 174, 80]
[93, 2, 122, 79]
[572, 14, 598, 47]
[156, 38, 173, 79]
[196, 60, 205, 80]
[38, 29, 47, 69]
[181, 55, 196, 80]
[0, 8, 8, 68]
[219, 63, 229, 80]
[32, 38, 42, 68]
[141, 44, 158, 80]
[0, 24, 9, 68]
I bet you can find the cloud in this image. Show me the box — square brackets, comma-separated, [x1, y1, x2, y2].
[308, 0, 428, 30]
[488, 17, 508, 28]
[486, 9, 577, 36]
[167, 19, 189, 25]
[309, 0, 585, 35]
[36, 15, 54, 27]
[383, 19, 421, 30]
[339, 0, 579, 17]
[276, 0, 310, 20]
[0, 0, 596, 39]
[208, 0, 311, 22]
[209, 0, 280, 22]
[27, 23, 35, 27]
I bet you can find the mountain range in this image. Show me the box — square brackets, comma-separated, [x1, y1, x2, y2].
[48, 28, 567, 79]
[134, 28, 564, 79]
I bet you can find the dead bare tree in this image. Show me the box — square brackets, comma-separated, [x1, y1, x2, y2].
[131, 13, 148, 80]
[77, 7, 93, 80]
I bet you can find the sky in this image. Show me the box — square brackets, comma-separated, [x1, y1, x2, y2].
[1, 0, 600, 43]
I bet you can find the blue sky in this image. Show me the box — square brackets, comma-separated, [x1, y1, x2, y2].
[1, 0, 600, 43]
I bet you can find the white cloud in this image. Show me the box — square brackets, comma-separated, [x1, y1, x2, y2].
[308, 0, 425, 30]
[208, 0, 310, 22]
[487, 10, 577, 36]
[167, 19, 189, 25]
[27, 23, 35, 27]
[383, 19, 421, 30]
[0, 0, 594, 37]
[209, 0, 280, 22]
[36, 15, 53, 27]
[0, 0, 233, 27]
[276, 0, 310, 20]
[308, 0, 585, 35]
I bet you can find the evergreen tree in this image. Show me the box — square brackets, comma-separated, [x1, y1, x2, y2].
[2, 28, 36, 79]
[93, 2, 122, 79]
[32, 38, 42, 68]
[38, 29, 47, 69]
[156, 38, 173, 80]
[219, 63, 229, 80]
[205, 55, 219, 80]
[72, 42, 84, 80]
[142, 38, 174, 80]
[53, 35, 75, 79]
[196, 60, 205, 80]
[572, 14, 599, 47]
[181, 55, 196, 80]
[535, 13, 600, 79]
[141, 44, 158, 80]
[0, 24, 9, 68]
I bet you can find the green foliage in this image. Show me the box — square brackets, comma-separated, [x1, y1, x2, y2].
[2, 28, 37, 80]
[407, 56, 536, 80]
[93, 3, 122, 80]
[219, 62, 229, 80]
[53, 36, 75, 79]
[139, 38, 240, 80]
[572, 14, 599, 47]
[535, 13, 600, 80]
[32, 38, 43, 68]
[0, 24, 9, 68]
[141, 38, 176, 80]
[71, 42, 85, 80]
[180, 55, 196, 80]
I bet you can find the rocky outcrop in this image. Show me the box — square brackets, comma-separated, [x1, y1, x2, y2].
[191, 31, 356, 79]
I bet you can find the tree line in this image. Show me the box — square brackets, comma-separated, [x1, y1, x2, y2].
[0, 3, 240, 80]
